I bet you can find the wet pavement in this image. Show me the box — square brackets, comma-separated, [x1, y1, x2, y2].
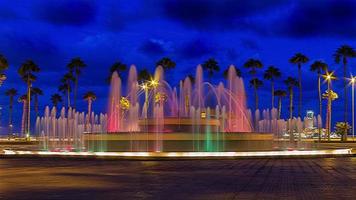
[1, 157, 356, 199]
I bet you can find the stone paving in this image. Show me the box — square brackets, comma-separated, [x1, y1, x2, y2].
[0, 157, 356, 200]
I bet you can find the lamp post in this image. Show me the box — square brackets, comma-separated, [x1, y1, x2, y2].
[351, 76, 355, 141]
[323, 72, 336, 141]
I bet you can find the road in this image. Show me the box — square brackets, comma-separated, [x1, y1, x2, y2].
[1, 157, 356, 199]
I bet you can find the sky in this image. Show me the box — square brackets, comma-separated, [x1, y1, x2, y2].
[0, 0, 356, 133]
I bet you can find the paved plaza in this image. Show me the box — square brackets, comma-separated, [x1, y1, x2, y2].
[1, 157, 356, 199]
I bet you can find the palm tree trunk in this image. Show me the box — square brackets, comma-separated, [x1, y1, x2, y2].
[9, 97, 13, 135]
[289, 88, 294, 142]
[74, 73, 78, 109]
[298, 65, 302, 117]
[278, 97, 282, 120]
[21, 101, 26, 137]
[343, 57, 348, 140]
[327, 81, 331, 141]
[318, 74, 322, 142]
[271, 81, 274, 108]
[26, 79, 31, 140]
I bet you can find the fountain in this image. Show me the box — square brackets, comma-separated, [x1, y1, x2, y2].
[36, 65, 323, 153]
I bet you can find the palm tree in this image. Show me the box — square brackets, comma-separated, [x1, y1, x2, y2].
[67, 57, 86, 109]
[156, 57, 176, 71]
[18, 60, 40, 139]
[264, 66, 281, 108]
[137, 69, 152, 83]
[202, 58, 220, 79]
[322, 90, 338, 141]
[223, 66, 242, 79]
[249, 78, 263, 111]
[18, 94, 28, 137]
[0, 54, 8, 86]
[108, 61, 127, 83]
[5, 88, 17, 134]
[243, 58, 263, 78]
[83, 91, 96, 128]
[50, 93, 63, 107]
[289, 53, 309, 117]
[59, 72, 75, 108]
[31, 87, 43, 118]
[284, 77, 298, 142]
[334, 45, 356, 136]
[310, 60, 328, 141]
[274, 90, 287, 119]
[284, 77, 299, 119]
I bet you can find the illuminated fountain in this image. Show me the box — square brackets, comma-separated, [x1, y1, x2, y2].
[36, 64, 323, 153]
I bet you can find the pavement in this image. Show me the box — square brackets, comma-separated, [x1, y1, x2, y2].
[1, 157, 356, 200]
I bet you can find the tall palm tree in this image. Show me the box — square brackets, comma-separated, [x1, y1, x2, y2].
[284, 77, 298, 142]
[264, 66, 281, 108]
[31, 87, 43, 118]
[156, 57, 176, 71]
[67, 57, 86, 109]
[108, 61, 127, 83]
[50, 93, 63, 108]
[202, 58, 220, 79]
[137, 69, 152, 83]
[5, 88, 17, 134]
[284, 77, 299, 119]
[289, 53, 309, 117]
[334, 45, 356, 136]
[83, 91, 97, 128]
[249, 78, 263, 111]
[322, 90, 338, 141]
[274, 90, 287, 119]
[243, 58, 263, 78]
[223, 66, 242, 79]
[310, 60, 328, 141]
[18, 60, 40, 139]
[0, 54, 8, 86]
[59, 72, 75, 108]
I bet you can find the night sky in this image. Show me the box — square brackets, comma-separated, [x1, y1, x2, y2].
[0, 0, 356, 133]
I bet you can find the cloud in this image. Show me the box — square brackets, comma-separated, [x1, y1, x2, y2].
[179, 39, 216, 59]
[139, 39, 168, 56]
[35, 0, 97, 26]
[162, 0, 288, 30]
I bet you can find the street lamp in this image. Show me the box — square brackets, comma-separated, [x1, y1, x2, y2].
[350, 76, 355, 141]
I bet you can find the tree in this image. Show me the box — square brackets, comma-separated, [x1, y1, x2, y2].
[223, 66, 242, 79]
[5, 88, 17, 134]
[243, 58, 263, 77]
[137, 69, 152, 83]
[18, 60, 40, 139]
[50, 93, 63, 107]
[289, 53, 309, 117]
[322, 89, 338, 141]
[334, 122, 351, 141]
[310, 60, 328, 141]
[0, 54, 8, 86]
[59, 72, 75, 108]
[334, 45, 356, 136]
[202, 58, 220, 79]
[156, 57, 176, 71]
[67, 57, 86, 109]
[249, 78, 263, 111]
[83, 91, 97, 129]
[31, 87, 43, 118]
[284, 77, 298, 142]
[108, 61, 127, 83]
[274, 90, 287, 119]
[264, 66, 281, 108]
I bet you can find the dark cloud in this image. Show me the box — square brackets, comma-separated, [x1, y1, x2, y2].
[277, 0, 356, 38]
[162, 0, 288, 30]
[35, 0, 97, 26]
[139, 39, 167, 56]
[179, 39, 216, 59]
